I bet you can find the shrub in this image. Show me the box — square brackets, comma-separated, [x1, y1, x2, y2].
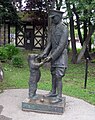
[0, 44, 20, 62]
[5, 44, 20, 60]
[91, 59, 95, 63]
[0, 47, 8, 62]
[12, 55, 24, 67]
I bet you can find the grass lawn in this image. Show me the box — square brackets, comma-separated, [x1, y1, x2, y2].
[0, 49, 95, 105]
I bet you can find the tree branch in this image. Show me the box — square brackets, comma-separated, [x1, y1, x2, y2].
[77, 25, 95, 63]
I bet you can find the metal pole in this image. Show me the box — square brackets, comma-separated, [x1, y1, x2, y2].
[84, 57, 89, 89]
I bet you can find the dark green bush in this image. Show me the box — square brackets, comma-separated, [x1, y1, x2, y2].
[5, 44, 20, 60]
[91, 59, 95, 63]
[0, 47, 8, 62]
[12, 55, 24, 67]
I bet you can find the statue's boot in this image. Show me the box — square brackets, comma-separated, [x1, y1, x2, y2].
[51, 79, 62, 104]
[51, 96, 62, 104]
[44, 76, 57, 97]
[46, 92, 57, 97]
[57, 79, 62, 98]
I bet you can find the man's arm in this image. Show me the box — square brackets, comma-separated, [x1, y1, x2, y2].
[38, 32, 52, 59]
[42, 41, 52, 57]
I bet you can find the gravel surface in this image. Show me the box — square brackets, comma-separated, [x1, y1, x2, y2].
[0, 89, 95, 120]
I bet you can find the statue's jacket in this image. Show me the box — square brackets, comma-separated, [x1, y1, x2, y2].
[43, 22, 68, 68]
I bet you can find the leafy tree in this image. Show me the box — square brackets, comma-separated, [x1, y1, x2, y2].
[0, 0, 21, 43]
[0, 0, 20, 23]
[65, 0, 77, 63]
[1, 0, 95, 63]
[65, 0, 95, 63]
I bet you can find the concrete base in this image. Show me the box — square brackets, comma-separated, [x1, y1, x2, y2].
[22, 94, 66, 115]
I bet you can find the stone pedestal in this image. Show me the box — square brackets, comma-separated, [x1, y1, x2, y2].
[22, 94, 66, 115]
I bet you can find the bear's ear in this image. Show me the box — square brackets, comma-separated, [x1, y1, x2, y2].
[0, 68, 4, 82]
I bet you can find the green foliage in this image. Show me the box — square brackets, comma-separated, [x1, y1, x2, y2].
[91, 59, 95, 63]
[67, 0, 95, 24]
[0, 50, 95, 105]
[0, 44, 20, 61]
[4, 44, 20, 60]
[18, 12, 33, 21]
[0, 0, 20, 24]
[0, 46, 8, 62]
[12, 55, 24, 68]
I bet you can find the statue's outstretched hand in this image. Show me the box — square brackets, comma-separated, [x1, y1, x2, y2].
[44, 56, 52, 63]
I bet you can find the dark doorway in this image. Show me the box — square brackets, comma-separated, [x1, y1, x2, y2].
[25, 26, 34, 50]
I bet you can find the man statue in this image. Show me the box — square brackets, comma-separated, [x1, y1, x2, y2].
[38, 10, 68, 103]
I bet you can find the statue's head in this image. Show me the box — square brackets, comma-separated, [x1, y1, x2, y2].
[28, 54, 38, 61]
[49, 10, 64, 25]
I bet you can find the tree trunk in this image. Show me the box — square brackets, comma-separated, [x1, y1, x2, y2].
[65, 0, 77, 63]
[0, 26, 1, 45]
[83, 20, 87, 42]
[4, 23, 6, 45]
[83, 20, 91, 59]
[70, 16, 77, 63]
[72, 5, 83, 46]
[77, 25, 95, 63]
[88, 19, 92, 51]
[73, 5, 91, 61]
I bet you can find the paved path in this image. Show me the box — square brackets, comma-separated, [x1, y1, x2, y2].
[0, 89, 95, 120]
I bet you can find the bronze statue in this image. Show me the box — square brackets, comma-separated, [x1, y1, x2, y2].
[28, 54, 44, 99]
[0, 66, 3, 82]
[38, 10, 68, 103]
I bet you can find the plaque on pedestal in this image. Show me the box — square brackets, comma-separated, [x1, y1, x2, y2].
[22, 94, 66, 115]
